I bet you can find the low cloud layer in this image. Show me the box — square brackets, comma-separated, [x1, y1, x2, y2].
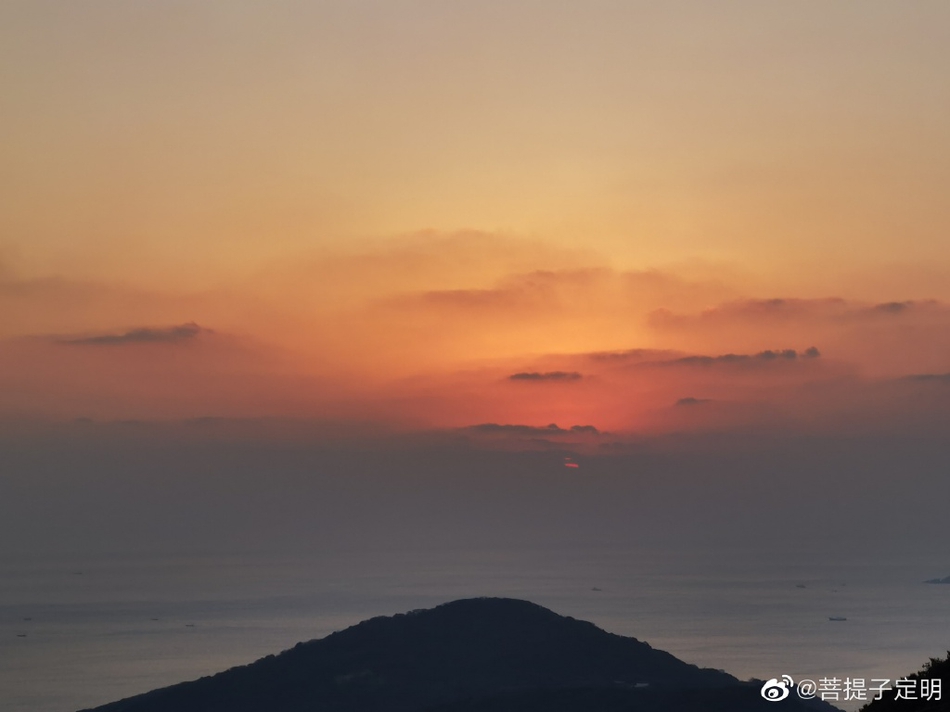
[451, 422, 607, 449]
[3, 420, 949, 566]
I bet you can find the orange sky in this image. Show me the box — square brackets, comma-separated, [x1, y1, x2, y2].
[2, 2, 949, 437]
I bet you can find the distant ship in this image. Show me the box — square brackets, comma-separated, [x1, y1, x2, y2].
[828, 617, 847, 621]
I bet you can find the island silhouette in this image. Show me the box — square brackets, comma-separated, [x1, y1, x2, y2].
[79, 597, 844, 712]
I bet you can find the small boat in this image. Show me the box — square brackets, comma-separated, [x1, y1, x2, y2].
[828, 616, 847, 621]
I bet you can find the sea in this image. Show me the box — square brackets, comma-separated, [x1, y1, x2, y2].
[2, 545, 949, 712]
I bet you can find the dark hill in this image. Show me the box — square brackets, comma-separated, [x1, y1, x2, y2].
[80, 597, 838, 712]
[860, 653, 950, 711]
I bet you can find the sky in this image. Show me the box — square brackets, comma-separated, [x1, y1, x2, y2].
[1, 3, 950, 560]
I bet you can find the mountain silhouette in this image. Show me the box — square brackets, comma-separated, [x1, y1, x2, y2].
[80, 597, 839, 712]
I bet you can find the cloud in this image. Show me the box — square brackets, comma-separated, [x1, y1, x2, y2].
[872, 301, 914, 314]
[647, 297, 950, 378]
[649, 298, 844, 327]
[903, 373, 950, 383]
[865, 300, 945, 316]
[414, 288, 526, 311]
[586, 349, 676, 363]
[62, 322, 212, 346]
[467, 423, 600, 436]
[393, 266, 731, 317]
[396, 268, 609, 314]
[508, 371, 583, 382]
[569, 424, 600, 434]
[675, 397, 712, 407]
[651, 298, 947, 329]
[642, 348, 820, 368]
[4, 234, 948, 430]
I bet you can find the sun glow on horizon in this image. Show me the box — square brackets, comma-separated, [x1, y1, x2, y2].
[1, 3, 949, 438]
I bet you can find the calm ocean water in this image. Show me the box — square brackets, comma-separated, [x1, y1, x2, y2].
[2, 546, 949, 712]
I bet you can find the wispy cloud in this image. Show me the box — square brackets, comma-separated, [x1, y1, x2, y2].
[62, 322, 211, 346]
[650, 298, 946, 329]
[586, 349, 676, 364]
[642, 347, 820, 368]
[903, 373, 950, 383]
[508, 371, 583, 382]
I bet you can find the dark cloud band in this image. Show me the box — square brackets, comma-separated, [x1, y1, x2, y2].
[508, 371, 583, 382]
[62, 322, 210, 346]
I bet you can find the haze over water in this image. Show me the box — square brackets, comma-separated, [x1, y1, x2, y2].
[4, 545, 949, 712]
[3, 421, 950, 712]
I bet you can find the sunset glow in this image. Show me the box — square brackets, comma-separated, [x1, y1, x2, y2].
[1, 1, 948, 439]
